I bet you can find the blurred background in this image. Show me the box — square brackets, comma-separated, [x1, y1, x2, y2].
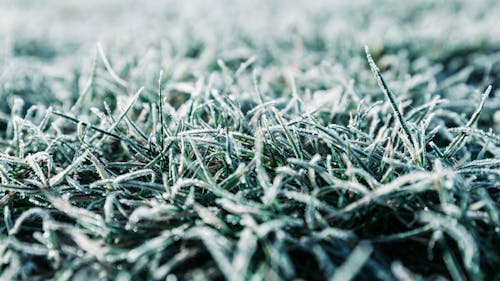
[1, 0, 499, 130]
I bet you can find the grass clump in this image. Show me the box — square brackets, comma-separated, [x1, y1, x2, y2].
[1, 1, 499, 280]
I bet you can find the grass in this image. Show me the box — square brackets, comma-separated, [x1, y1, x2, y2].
[0, 0, 499, 280]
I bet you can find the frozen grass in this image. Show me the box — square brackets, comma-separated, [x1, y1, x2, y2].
[0, 0, 499, 280]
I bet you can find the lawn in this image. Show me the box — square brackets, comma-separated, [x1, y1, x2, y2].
[0, 1, 499, 280]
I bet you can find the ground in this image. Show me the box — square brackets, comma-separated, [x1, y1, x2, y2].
[0, 1, 499, 280]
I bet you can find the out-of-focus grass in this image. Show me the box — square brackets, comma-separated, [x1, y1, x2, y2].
[0, 1, 499, 280]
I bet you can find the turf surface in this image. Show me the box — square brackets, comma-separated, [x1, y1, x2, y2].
[0, 1, 499, 280]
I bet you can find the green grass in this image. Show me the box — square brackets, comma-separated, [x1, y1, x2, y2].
[0, 1, 499, 280]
